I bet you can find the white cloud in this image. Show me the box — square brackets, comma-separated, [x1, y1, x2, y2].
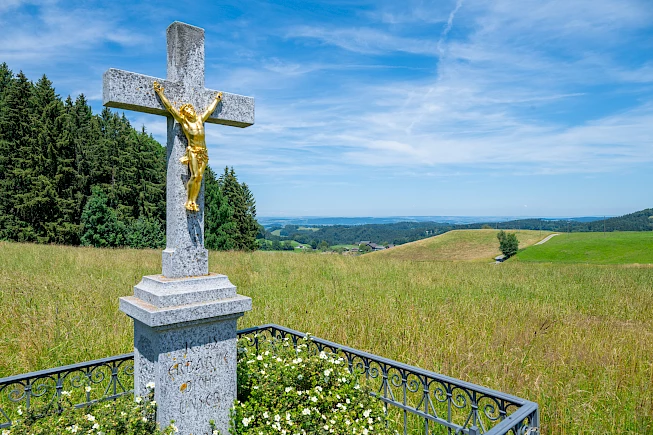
[286, 26, 439, 56]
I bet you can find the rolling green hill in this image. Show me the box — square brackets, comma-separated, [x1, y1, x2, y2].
[516, 231, 653, 264]
[374, 229, 552, 261]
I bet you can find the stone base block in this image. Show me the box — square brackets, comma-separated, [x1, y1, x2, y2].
[119, 274, 252, 435]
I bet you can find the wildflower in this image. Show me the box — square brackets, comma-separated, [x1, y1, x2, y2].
[61, 390, 71, 397]
[92, 423, 100, 430]
[84, 414, 96, 421]
[146, 381, 155, 389]
[135, 396, 143, 403]
[302, 408, 311, 415]
[242, 417, 251, 427]
[16, 408, 22, 416]
[170, 423, 179, 433]
[363, 409, 371, 418]
[85, 386, 92, 393]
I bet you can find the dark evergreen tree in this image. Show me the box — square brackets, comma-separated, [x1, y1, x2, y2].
[0, 71, 35, 241]
[205, 166, 236, 250]
[126, 216, 165, 249]
[218, 166, 258, 251]
[80, 186, 126, 247]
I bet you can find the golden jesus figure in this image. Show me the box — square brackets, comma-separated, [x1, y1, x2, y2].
[153, 81, 223, 212]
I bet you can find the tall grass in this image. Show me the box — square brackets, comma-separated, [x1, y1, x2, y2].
[0, 241, 652, 433]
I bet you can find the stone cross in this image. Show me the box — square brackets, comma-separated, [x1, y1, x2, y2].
[103, 21, 254, 278]
[107, 22, 253, 435]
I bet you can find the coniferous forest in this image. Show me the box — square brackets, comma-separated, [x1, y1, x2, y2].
[0, 65, 258, 250]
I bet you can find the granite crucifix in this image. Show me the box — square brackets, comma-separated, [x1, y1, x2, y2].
[105, 22, 253, 435]
[104, 21, 254, 278]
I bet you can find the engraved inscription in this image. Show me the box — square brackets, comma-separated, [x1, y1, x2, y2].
[164, 334, 233, 414]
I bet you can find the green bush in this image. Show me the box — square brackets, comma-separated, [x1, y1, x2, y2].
[5, 384, 176, 435]
[497, 230, 519, 258]
[233, 336, 394, 435]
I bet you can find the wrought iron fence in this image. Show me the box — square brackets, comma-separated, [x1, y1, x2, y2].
[0, 324, 538, 434]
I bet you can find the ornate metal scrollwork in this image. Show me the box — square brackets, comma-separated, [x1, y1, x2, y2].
[1, 325, 538, 434]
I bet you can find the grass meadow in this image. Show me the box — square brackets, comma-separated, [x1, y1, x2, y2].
[516, 231, 653, 264]
[0, 238, 652, 434]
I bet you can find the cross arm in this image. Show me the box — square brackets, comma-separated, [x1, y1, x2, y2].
[103, 68, 254, 128]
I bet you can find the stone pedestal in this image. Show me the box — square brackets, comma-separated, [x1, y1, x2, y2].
[120, 274, 252, 435]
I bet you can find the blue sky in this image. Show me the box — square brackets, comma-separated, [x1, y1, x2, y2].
[1, 0, 652, 217]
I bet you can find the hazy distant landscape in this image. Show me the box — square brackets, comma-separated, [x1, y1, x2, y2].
[258, 215, 607, 228]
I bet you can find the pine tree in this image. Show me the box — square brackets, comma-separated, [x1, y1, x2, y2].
[1, 71, 35, 241]
[205, 166, 236, 250]
[80, 186, 126, 247]
[218, 166, 259, 251]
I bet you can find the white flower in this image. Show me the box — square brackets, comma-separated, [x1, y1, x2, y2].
[135, 396, 143, 403]
[285, 387, 293, 393]
[146, 381, 155, 389]
[310, 396, 318, 403]
[170, 423, 179, 433]
[92, 423, 100, 430]
[61, 391, 71, 397]
[85, 386, 91, 393]
[84, 414, 96, 421]
[274, 414, 281, 422]
[143, 417, 148, 422]
[16, 408, 22, 416]
[2, 429, 11, 435]
[302, 408, 311, 415]
[242, 417, 251, 427]
[363, 409, 371, 418]
[256, 355, 263, 361]
[263, 411, 269, 419]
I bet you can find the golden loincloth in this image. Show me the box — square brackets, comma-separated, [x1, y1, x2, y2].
[179, 146, 209, 165]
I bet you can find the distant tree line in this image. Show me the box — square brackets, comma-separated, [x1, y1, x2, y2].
[261, 209, 652, 247]
[460, 209, 653, 233]
[0, 64, 258, 250]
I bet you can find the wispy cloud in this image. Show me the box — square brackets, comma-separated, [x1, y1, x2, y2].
[286, 26, 438, 56]
[0, 2, 150, 63]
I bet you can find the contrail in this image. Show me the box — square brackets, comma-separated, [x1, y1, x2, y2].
[437, 0, 464, 56]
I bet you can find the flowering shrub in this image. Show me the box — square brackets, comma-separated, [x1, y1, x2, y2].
[5, 384, 176, 435]
[5, 337, 393, 435]
[232, 336, 394, 435]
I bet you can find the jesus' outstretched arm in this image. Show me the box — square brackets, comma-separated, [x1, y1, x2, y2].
[153, 81, 183, 124]
[202, 92, 223, 122]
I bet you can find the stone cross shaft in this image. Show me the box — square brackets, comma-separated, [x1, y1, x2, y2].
[103, 21, 255, 278]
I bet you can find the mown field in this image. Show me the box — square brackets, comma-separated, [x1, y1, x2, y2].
[516, 231, 653, 264]
[375, 229, 551, 261]
[1, 238, 652, 434]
